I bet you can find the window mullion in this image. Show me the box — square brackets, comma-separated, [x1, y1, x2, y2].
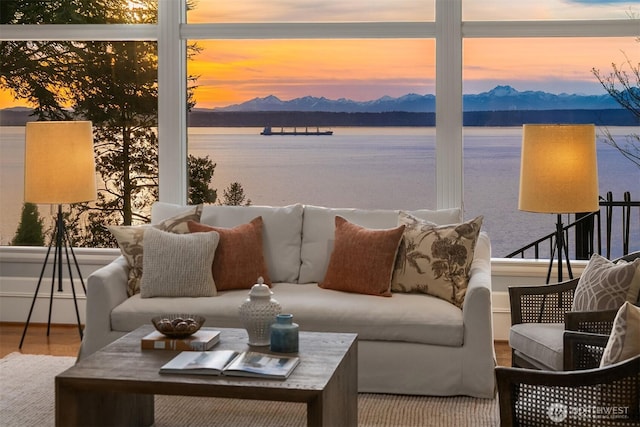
[436, 0, 463, 211]
[158, 0, 187, 204]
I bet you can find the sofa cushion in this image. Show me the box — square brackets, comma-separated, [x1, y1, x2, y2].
[152, 202, 303, 283]
[188, 217, 271, 290]
[299, 205, 463, 284]
[391, 212, 484, 308]
[572, 253, 640, 312]
[111, 282, 465, 347]
[109, 204, 203, 297]
[509, 323, 565, 370]
[600, 302, 640, 367]
[140, 227, 219, 298]
[319, 217, 404, 297]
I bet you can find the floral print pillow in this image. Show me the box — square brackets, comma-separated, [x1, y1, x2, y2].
[391, 212, 483, 308]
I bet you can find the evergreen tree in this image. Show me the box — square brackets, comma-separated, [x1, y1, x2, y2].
[11, 203, 45, 246]
[1, 1, 245, 247]
[222, 182, 252, 206]
[188, 155, 217, 205]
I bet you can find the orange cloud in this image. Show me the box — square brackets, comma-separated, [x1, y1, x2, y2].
[188, 39, 435, 108]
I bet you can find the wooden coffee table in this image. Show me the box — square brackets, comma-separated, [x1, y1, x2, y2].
[56, 326, 357, 427]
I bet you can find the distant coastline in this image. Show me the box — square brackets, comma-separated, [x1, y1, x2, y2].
[2, 108, 636, 127]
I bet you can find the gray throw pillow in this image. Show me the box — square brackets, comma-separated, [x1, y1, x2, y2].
[572, 253, 640, 312]
[140, 227, 220, 298]
[108, 204, 203, 296]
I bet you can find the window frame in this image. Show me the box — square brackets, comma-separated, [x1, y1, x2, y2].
[1, 0, 638, 211]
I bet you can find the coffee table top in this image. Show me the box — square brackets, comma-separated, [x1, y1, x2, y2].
[58, 325, 357, 401]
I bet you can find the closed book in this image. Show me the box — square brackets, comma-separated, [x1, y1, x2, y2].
[141, 328, 220, 351]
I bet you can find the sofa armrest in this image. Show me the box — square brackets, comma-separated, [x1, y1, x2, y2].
[79, 256, 129, 358]
[463, 232, 492, 325]
[461, 232, 496, 395]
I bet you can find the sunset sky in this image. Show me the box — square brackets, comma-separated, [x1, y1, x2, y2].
[1, 0, 637, 109]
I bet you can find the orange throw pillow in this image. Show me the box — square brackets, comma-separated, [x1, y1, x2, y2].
[319, 216, 405, 297]
[188, 217, 271, 290]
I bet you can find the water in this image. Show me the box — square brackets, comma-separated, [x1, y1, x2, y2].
[1, 126, 638, 257]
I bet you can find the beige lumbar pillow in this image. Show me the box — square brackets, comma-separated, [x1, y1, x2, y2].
[140, 227, 219, 298]
[391, 212, 483, 308]
[600, 302, 640, 367]
[572, 253, 640, 312]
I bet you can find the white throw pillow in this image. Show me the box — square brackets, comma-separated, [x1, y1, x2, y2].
[140, 227, 220, 298]
[298, 205, 462, 284]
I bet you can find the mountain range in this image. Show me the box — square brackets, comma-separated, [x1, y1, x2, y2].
[2, 85, 636, 127]
[210, 85, 627, 113]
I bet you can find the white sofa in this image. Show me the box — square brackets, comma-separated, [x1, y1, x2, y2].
[80, 203, 496, 398]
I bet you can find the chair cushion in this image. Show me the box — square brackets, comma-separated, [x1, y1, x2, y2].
[510, 323, 565, 370]
[111, 282, 465, 346]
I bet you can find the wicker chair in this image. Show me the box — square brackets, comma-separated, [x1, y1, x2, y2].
[508, 251, 640, 370]
[495, 355, 640, 427]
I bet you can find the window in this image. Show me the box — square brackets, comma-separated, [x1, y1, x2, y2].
[1, 0, 637, 257]
[462, 37, 639, 257]
[186, 0, 434, 23]
[0, 2, 158, 247]
[463, 0, 637, 20]
[186, 38, 436, 209]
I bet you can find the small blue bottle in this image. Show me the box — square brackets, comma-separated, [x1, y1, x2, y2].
[270, 314, 299, 353]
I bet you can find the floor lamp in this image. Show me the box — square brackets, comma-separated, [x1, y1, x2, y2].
[518, 124, 599, 284]
[19, 121, 97, 348]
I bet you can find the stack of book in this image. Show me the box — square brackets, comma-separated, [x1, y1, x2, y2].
[141, 328, 221, 351]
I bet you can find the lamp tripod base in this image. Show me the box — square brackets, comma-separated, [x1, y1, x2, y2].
[19, 205, 86, 349]
[545, 213, 574, 284]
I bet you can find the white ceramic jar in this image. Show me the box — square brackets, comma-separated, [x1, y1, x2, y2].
[238, 277, 281, 346]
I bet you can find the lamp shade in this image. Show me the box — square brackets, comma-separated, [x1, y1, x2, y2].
[519, 124, 599, 214]
[24, 121, 97, 204]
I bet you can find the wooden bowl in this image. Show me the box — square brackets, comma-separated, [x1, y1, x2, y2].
[151, 314, 205, 338]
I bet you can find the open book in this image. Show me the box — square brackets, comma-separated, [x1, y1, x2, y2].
[159, 350, 300, 379]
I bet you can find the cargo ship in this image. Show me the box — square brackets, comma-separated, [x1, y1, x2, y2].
[260, 126, 333, 136]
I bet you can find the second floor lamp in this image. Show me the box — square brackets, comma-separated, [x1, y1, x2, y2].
[20, 121, 97, 348]
[518, 124, 599, 284]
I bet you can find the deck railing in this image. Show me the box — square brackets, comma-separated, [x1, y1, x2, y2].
[505, 191, 639, 261]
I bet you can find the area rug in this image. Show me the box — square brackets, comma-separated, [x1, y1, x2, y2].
[0, 352, 499, 426]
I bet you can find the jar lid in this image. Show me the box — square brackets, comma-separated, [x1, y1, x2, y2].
[249, 276, 272, 297]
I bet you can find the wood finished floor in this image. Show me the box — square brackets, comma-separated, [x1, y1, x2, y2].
[0, 322, 512, 366]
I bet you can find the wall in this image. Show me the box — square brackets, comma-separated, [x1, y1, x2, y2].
[0, 246, 589, 341]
